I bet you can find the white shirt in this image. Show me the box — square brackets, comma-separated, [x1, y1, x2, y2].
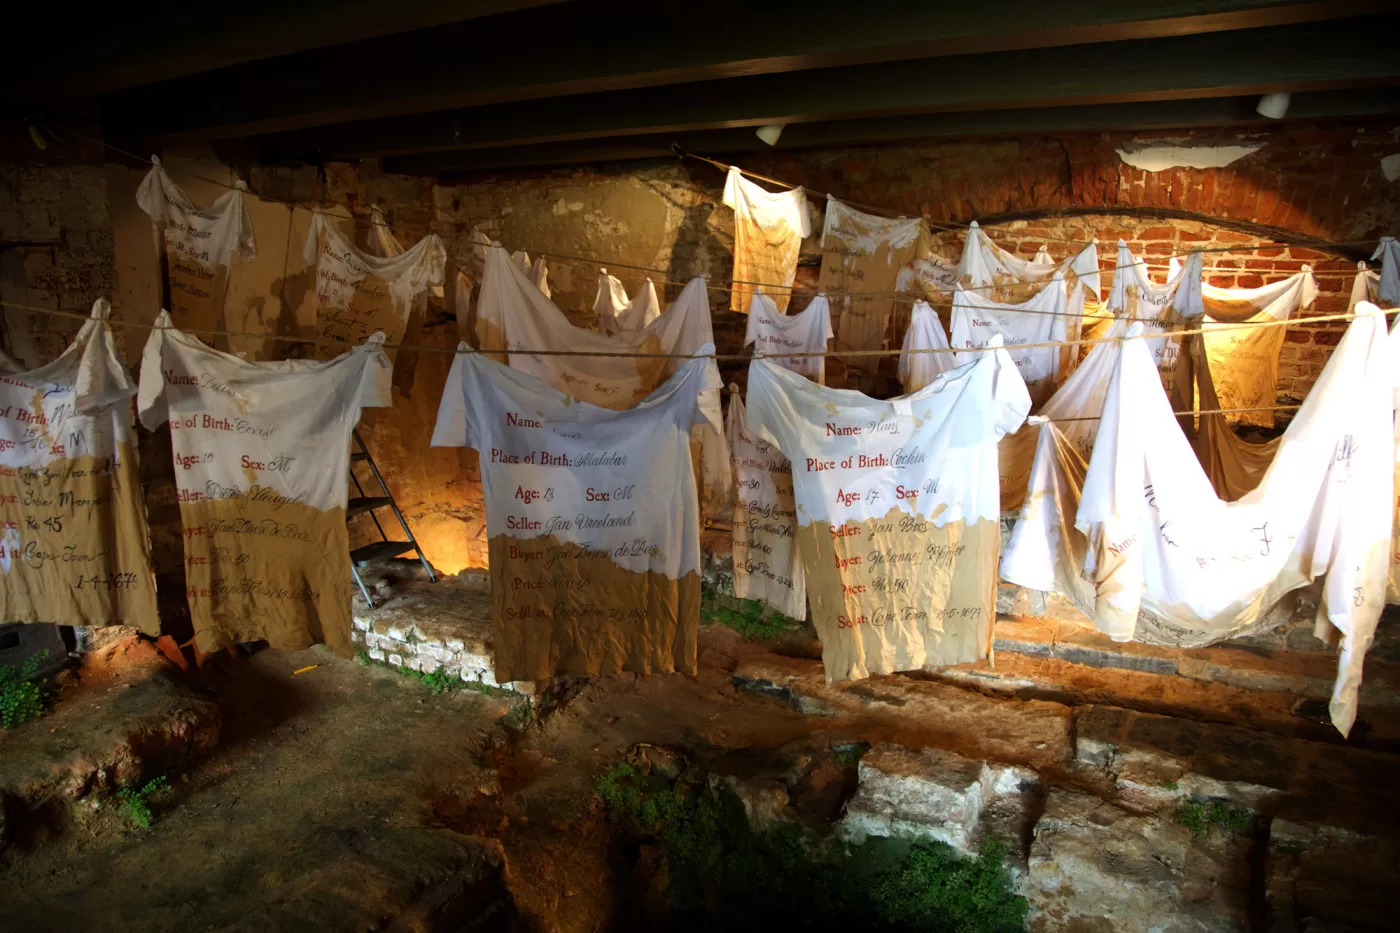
[745, 291, 833, 384]
[433, 346, 715, 682]
[746, 342, 1029, 681]
[723, 167, 811, 314]
[138, 312, 393, 656]
[898, 300, 955, 393]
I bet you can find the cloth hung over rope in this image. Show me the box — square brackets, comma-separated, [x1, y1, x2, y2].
[0, 299, 158, 632]
[957, 221, 1100, 375]
[1372, 236, 1400, 305]
[431, 346, 716, 683]
[510, 250, 552, 298]
[136, 158, 256, 336]
[818, 197, 928, 374]
[1390, 312, 1400, 606]
[1199, 269, 1317, 428]
[299, 210, 445, 357]
[897, 253, 959, 306]
[138, 312, 393, 657]
[745, 339, 1030, 682]
[363, 206, 441, 392]
[465, 245, 730, 511]
[723, 167, 812, 314]
[727, 391, 806, 619]
[594, 269, 661, 336]
[1001, 306, 1395, 737]
[897, 300, 956, 393]
[745, 291, 833, 384]
[1103, 242, 1204, 392]
[950, 272, 1068, 406]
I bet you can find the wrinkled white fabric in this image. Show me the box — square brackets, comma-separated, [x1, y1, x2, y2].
[136, 159, 256, 266]
[1105, 242, 1203, 387]
[508, 250, 552, 298]
[1200, 270, 1317, 426]
[957, 221, 1101, 306]
[950, 274, 1067, 403]
[1002, 308, 1394, 736]
[723, 167, 811, 313]
[445, 246, 728, 508]
[594, 270, 660, 336]
[746, 340, 1029, 682]
[897, 253, 959, 301]
[1348, 263, 1382, 313]
[898, 300, 955, 393]
[1372, 236, 1400, 305]
[745, 291, 833, 384]
[727, 392, 806, 618]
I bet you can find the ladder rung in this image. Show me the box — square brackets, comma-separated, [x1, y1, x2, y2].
[351, 451, 369, 462]
[347, 496, 392, 518]
[350, 540, 417, 566]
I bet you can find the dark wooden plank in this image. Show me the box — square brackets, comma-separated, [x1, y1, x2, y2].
[99, 0, 1389, 142]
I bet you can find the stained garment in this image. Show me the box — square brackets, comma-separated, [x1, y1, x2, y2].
[511, 251, 552, 299]
[1200, 270, 1317, 427]
[1104, 243, 1203, 392]
[137, 312, 392, 657]
[0, 300, 157, 632]
[1348, 265, 1382, 313]
[1390, 313, 1400, 605]
[466, 245, 729, 511]
[957, 221, 1100, 382]
[727, 393, 805, 619]
[300, 210, 445, 356]
[594, 270, 660, 336]
[432, 347, 716, 682]
[723, 167, 812, 314]
[136, 158, 256, 336]
[950, 275, 1068, 406]
[1002, 307, 1395, 736]
[745, 292, 833, 384]
[745, 340, 1030, 682]
[819, 198, 927, 373]
[1373, 236, 1400, 305]
[897, 300, 955, 393]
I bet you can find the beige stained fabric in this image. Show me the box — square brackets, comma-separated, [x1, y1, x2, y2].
[723, 167, 811, 314]
[0, 301, 158, 633]
[819, 198, 928, 373]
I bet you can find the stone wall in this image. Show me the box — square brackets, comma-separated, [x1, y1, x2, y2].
[2, 119, 1398, 581]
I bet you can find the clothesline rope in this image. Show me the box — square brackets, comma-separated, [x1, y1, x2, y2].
[0, 296, 1367, 361]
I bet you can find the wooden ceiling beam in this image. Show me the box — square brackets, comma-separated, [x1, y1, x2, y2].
[99, 0, 1390, 143]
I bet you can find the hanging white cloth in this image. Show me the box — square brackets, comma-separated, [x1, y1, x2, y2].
[1371, 236, 1400, 305]
[594, 269, 661, 336]
[136, 158, 256, 333]
[950, 273, 1068, 405]
[745, 291, 833, 384]
[447, 246, 729, 510]
[745, 340, 1029, 682]
[1199, 269, 1317, 427]
[300, 210, 445, 355]
[897, 300, 955, 393]
[0, 299, 158, 632]
[727, 391, 806, 619]
[723, 167, 811, 314]
[1104, 241, 1203, 389]
[1002, 306, 1395, 736]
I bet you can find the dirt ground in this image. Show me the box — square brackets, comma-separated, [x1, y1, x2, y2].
[0, 625, 886, 933]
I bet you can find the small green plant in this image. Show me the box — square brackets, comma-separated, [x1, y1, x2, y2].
[594, 760, 1027, 931]
[117, 775, 170, 829]
[354, 648, 371, 666]
[1159, 780, 1180, 791]
[1176, 798, 1253, 840]
[833, 742, 870, 768]
[0, 650, 53, 729]
[700, 589, 800, 641]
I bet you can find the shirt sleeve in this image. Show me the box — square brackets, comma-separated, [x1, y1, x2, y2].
[136, 311, 173, 431]
[794, 190, 813, 240]
[355, 335, 393, 409]
[430, 345, 471, 447]
[721, 166, 742, 211]
[74, 300, 138, 414]
[742, 360, 799, 455]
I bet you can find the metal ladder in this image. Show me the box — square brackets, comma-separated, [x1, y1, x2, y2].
[347, 428, 436, 607]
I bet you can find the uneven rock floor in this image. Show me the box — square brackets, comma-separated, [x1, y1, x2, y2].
[2, 579, 1399, 932]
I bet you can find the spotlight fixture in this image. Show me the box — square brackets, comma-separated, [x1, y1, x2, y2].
[1256, 92, 1291, 120]
[755, 124, 785, 147]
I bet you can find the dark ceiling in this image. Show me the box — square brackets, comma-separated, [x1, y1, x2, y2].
[6, 1, 1400, 177]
